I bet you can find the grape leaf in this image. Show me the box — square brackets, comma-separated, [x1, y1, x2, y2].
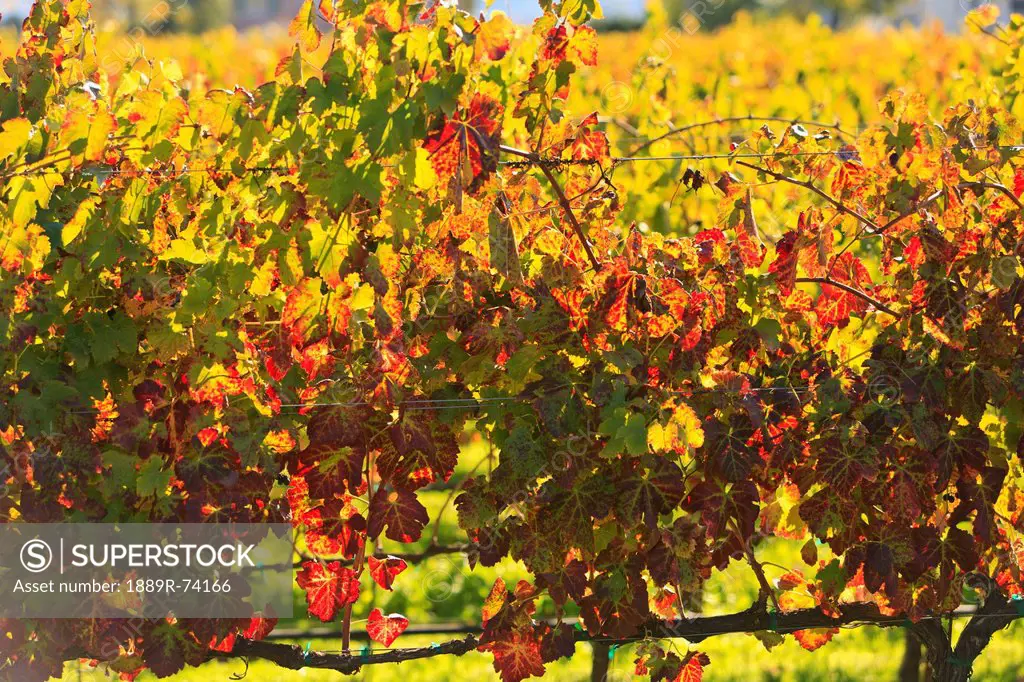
[366, 608, 409, 647]
[367, 555, 408, 590]
[423, 94, 503, 191]
[367, 488, 430, 543]
[296, 561, 360, 622]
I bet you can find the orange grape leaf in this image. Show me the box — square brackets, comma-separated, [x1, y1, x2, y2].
[678, 653, 708, 682]
[282, 278, 324, 346]
[477, 12, 514, 61]
[483, 577, 508, 624]
[793, 628, 838, 651]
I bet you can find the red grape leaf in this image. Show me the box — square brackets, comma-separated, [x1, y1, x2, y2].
[816, 438, 879, 489]
[303, 501, 366, 558]
[423, 93, 503, 191]
[817, 253, 873, 326]
[481, 630, 546, 682]
[367, 555, 408, 590]
[579, 567, 650, 639]
[539, 622, 576, 663]
[613, 458, 687, 531]
[292, 443, 365, 499]
[769, 232, 798, 296]
[684, 479, 759, 541]
[379, 414, 459, 489]
[141, 622, 195, 678]
[242, 615, 277, 641]
[296, 561, 360, 622]
[366, 608, 409, 647]
[306, 405, 373, 448]
[367, 488, 429, 543]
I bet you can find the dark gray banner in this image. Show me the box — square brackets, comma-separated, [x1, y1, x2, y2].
[0, 524, 294, 618]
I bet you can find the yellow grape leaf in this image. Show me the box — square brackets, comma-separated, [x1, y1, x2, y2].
[349, 283, 376, 311]
[250, 257, 278, 297]
[761, 482, 808, 540]
[376, 242, 401, 279]
[568, 25, 598, 66]
[481, 578, 507, 624]
[289, 0, 322, 53]
[0, 118, 32, 160]
[534, 230, 565, 257]
[0, 220, 50, 273]
[129, 91, 187, 143]
[61, 101, 116, 162]
[262, 430, 296, 454]
[649, 401, 704, 453]
[6, 174, 63, 228]
[317, 0, 336, 24]
[157, 60, 183, 83]
[62, 196, 100, 245]
[966, 4, 999, 30]
[308, 217, 354, 289]
[160, 236, 210, 265]
[411, 147, 437, 190]
[475, 12, 514, 61]
[282, 278, 326, 344]
[195, 90, 246, 140]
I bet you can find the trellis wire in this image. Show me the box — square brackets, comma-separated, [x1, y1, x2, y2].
[4, 148, 832, 179]
[61, 385, 818, 415]
[7, 143, 1024, 179]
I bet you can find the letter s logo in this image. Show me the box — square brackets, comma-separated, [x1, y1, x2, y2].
[20, 539, 52, 573]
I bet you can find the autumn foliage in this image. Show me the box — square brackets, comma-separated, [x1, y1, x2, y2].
[3, 0, 1024, 681]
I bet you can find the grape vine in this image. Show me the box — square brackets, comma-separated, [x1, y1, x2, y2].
[3, 1, 1024, 681]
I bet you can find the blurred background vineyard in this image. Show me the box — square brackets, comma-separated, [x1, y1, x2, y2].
[0, 0, 1020, 33]
[4, 0, 1023, 679]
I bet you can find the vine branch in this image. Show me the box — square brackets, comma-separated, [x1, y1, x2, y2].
[794, 277, 899, 318]
[628, 115, 854, 157]
[204, 601, 1022, 675]
[735, 161, 881, 233]
[500, 144, 602, 272]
